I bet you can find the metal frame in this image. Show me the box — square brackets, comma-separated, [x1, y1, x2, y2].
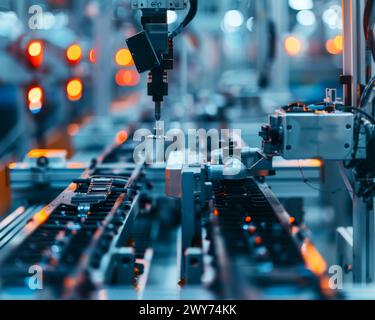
[341, 0, 375, 284]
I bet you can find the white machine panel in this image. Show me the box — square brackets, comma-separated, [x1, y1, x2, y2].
[277, 111, 354, 160]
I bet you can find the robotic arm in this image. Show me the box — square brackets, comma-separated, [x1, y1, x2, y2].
[126, 0, 197, 123]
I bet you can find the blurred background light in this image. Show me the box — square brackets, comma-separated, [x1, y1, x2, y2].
[27, 86, 44, 114]
[89, 49, 96, 63]
[288, 0, 313, 11]
[115, 69, 140, 87]
[223, 10, 244, 33]
[246, 17, 254, 32]
[322, 5, 342, 30]
[296, 10, 316, 26]
[26, 40, 44, 68]
[66, 44, 82, 65]
[66, 79, 83, 101]
[167, 10, 178, 25]
[284, 36, 303, 56]
[115, 48, 134, 67]
[28, 41, 42, 57]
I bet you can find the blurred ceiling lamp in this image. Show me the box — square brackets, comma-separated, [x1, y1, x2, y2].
[223, 10, 244, 33]
[288, 0, 313, 11]
[89, 49, 96, 63]
[115, 69, 140, 87]
[26, 40, 44, 68]
[284, 36, 302, 56]
[66, 78, 83, 101]
[296, 10, 316, 26]
[115, 48, 134, 67]
[66, 44, 82, 65]
[27, 86, 44, 114]
[326, 38, 342, 55]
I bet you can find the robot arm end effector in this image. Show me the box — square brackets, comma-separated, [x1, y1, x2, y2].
[126, 0, 191, 122]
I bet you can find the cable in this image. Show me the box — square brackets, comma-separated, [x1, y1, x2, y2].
[298, 161, 354, 196]
[359, 75, 375, 109]
[169, 0, 198, 39]
[338, 106, 375, 123]
[364, 0, 375, 61]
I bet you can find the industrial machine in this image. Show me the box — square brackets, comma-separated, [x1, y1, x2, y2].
[0, 0, 374, 301]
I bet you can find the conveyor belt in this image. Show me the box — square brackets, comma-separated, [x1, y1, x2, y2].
[212, 178, 329, 299]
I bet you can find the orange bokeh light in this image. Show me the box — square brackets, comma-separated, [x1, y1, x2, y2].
[89, 49, 96, 63]
[301, 241, 327, 276]
[115, 130, 129, 144]
[66, 44, 82, 64]
[26, 40, 44, 68]
[333, 35, 343, 52]
[284, 36, 302, 56]
[115, 48, 134, 66]
[28, 41, 42, 56]
[28, 86, 43, 103]
[326, 38, 342, 55]
[66, 78, 83, 101]
[115, 69, 140, 87]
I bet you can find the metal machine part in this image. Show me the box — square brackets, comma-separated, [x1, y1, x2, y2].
[166, 146, 331, 297]
[210, 178, 331, 299]
[131, 0, 187, 10]
[127, 1, 186, 121]
[261, 109, 355, 160]
[9, 149, 86, 203]
[0, 141, 155, 299]
[127, 0, 192, 125]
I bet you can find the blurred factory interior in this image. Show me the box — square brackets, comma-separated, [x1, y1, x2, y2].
[0, 0, 374, 300]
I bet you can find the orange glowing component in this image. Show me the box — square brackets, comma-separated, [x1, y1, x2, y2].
[27, 86, 44, 114]
[89, 49, 96, 63]
[301, 241, 327, 276]
[28, 86, 43, 103]
[66, 44, 82, 64]
[67, 162, 86, 169]
[28, 41, 42, 56]
[115, 48, 134, 66]
[66, 79, 83, 101]
[326, 39, 341, 55]
[284, 36, 302, 56]
[115, 69, 140, 87]
[213, 208, 219, 216]
[274, 159, 322, 168]
[333, 35, 343, 52]
[289, 216, 296, 224]
[115, 130, 129, 144]
[26, 40, 44, 68]
[8, 163, 17, 169]
[254, 236, 263, 246]
[27, 149, 66, 158]
[245, 216, 252, 223]
[248, 225, 256, 234]
[33, 208, 49, 224]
